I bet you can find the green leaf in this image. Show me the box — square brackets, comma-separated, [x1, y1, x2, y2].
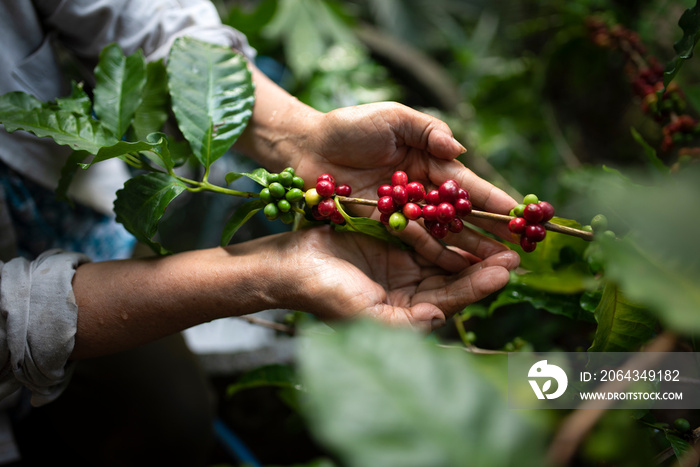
[132, 60, 170, 141]
[55, 81, 92, 115]
[666, 432, 692, 459]
[489, 281, 595, 322]
[515, 217, 589, 274]
[588, 282, 657, 352]
[93, 43, 147, 138]
[332, 198, 407, 249]
[56, 150, 92, 203]
[226, 364, 302, 397]
[296, 320, 548, 467]
[113, 172, 188, 255]
[630, 127, 669, 174]
[87, 135, 171, 168]
[0, 91, 117, 153]
[220, 198, 266, 246]
[239, 167, 273, 186]
[167, 37, 255, 170]
[661, 1, 700, 91]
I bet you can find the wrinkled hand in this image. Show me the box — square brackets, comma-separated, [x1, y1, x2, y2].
[265, 226, 519, 332]
[292, 102, 518, 261]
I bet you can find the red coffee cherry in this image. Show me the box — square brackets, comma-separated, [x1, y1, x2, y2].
[448, 218, 464, 233]
[457, 188, 469, 199]
[317, 173, 335, 184]
[335, 184, 352, 197]
[438, 179, 460, 203]
[436, 202, 456, 224]
[377, 196, 396, 214]
[508, 217, 527, 234]
[317, 198, 336, 217]
[523, 203, 544, 223]
[402, 202, 422, 220]
[422, 204, 438, 221]
[392, 170, 408, 186]
[454, 198, 472, 217]
[524, 224, 547, 242]
[425, 190, 441, 205]
[316, 179, 335, 198]
[520, 236, 537, 252]
[380, 212, 391, 225]
[329, 209, 345, 224]
[405, 182, 426, 202]
[392, 185, 409, 206]
[538, 201, 555, 222]
[430, 222, 449, 239]
[377, 184, 393, 197]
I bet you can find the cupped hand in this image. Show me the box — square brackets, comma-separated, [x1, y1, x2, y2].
[265, 226, 519, 332]
[292, 102, 519, 260]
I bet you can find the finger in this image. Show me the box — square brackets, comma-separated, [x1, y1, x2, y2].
[385, 103, 466, 160]
[396, 221, 471, 273]
[415, 250, 520, 293]
[441, 223, 512, 259]
[411, 264, 512, 320]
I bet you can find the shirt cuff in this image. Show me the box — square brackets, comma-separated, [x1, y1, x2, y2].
[0, 250, 91, 406]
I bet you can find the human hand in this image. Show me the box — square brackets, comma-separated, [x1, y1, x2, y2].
[260, 226, 519, 332]
[290, 102, 518, 260]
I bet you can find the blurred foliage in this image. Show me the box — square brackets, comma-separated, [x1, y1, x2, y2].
[215, 0, 700, 466]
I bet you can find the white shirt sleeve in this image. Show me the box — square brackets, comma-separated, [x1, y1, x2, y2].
[0, 250, 91, 407]
[37, 0, 257, 62]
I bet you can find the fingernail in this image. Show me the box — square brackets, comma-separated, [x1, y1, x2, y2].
[453, 138, 467, 154]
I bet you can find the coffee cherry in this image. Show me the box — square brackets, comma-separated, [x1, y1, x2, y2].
[329, 210, 345, 224]
[425, 190, 441, 205]
[436, 202, 456, 224]
[377, 184, 393, 197]
[259, 188, 273, 203]
[280, 211, 295, 224]
[510, 204, 526, 217]
[380, 212, 392, 225]
[317, 173, 335, 184]
[454, 198, 472, 217]
[311, 205, 324, 220]
[279, 170, 293, 187]
[268, 173, 279, 184]
[264, 202, 279, 220]
[438, 179, 460, 203]
[304, 188, 322, 207]
[392, 170, 408, 186]
[316, 179, 335, 198]
[457, 188, 469, 199]
[283, 167, 295, 175]
[318, 198, 336, 217]
[448, 218, 464, 233]
[674, 418, 691, 433]
[392, 185, 408, 205]
[402, 202, 422, 220]
[520, 236, 537, 252]
[538, 201, 555, 222]
[336, 184, 352, 197]
[406, 182, 425, 202]
[508, 217, 527, 234]
[590, 214, 608, 232]
[523, 203, 544, 223]
[285, 188, 304, 202]
[422, 204, 438, 221]
[523, 193, 539, 205]
[524, 224, 546, 242]
[268, 182, 286, 199]
[377, 196, 396, 214]
[430, 222, 449, 239]
[277, 199, 291, 213]
[388, 212, 408, 231]
[292, 176, 305, 189]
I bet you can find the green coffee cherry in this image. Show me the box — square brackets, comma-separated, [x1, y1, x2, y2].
[268, 173, 279, 184]
[674, 418, 691, 433]
[277, 199, 291, 213]
[523, 193, 539, 205]
[590, 214, 608, 232]
[268, 182, 285, 199]
[280, 211, 295, 224]
[388, 212, 408, 231]
[285, 188, 304, 202]
[512, 204, 526, 217]
[292, 176, 305, 189]
[259, 188, 272, 203]
[283, 167, 295, 175]
[264, 202, 279, 220]
[279, 171, 293, 187]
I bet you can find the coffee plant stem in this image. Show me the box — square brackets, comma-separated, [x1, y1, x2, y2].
[335, 196, 595, 241]
[178, 175, 260, 198]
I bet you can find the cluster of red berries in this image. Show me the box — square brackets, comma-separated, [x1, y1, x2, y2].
[305, 173, 352, 224]
[507, 194, 555, 252]
[376, 171, 472, 239]
[661, 115, 699, 152]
